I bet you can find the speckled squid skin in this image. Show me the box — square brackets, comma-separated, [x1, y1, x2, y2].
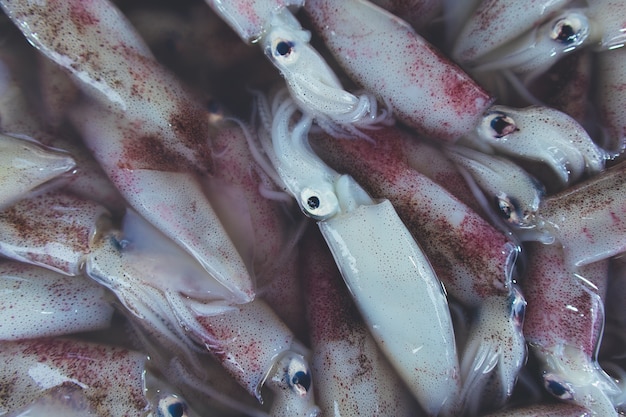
[538, 161, 626, 268]
[369, 0, 442, 31]
[0, 338, 150, 416]
[311, 126, 525, 411]
[311, 127, 518, 307]
[195, 300, 320, 417]
[203, 0, 304, 42]
[303, 0, 493, 142]
[0, 134, 75, 211]
[522, 242, 618, 416]
[587, 0, 626, 50]
[0, 261, 113, 341]
[452, 0, 574, 63]
[0, 0, 255, 302]
[402, 135, 488, 218]
[319, 198, 460, 416]
[481, 403, 592, 417]
[0, 191, 108, 276]
[206, 122, 306, 338]
[301, 227, 422, 417]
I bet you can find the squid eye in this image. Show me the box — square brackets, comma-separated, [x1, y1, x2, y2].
[300, 187, 339, 220]
[276, 40, 294, 56]
[271, 38, 298, 64]
[482, 112, 518, 139]
[495, 194, 523, 226]
[543, 374, 575, 401]
[157, 395, 188, 417]
[287, 357, 312, 396]
[550, 13, 589, 45]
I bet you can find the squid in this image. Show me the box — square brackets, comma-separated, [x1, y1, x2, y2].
[459, 105, 606, 188]
[301, 227, 421, 416]
[0, 337, 200, 417]
[522, 242, 621, 415]
[310, 124, 525, 414]
[202, 0, 388, 136]
[0, 189, 319, 416]
[301, 0, 605, 187]
[0, 0, 255, 302]
[452, 0, 626, 154]
[454, 0, 626, 70]
[255, 88, 461, 416]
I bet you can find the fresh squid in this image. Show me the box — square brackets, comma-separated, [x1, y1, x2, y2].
[301, 226, 420, 416]
[522, 242, 620, 415]
[459, 105, 605, 188]
[452, 0, 626, 153]
[301, 0, 605, 188]
[445, 144, 545, 230]
[310, 124, 525, 414]
[255, 88, 460, 416]
[0, 337, 200, 416]
[0, 0, 255, 302]
[453, 0, 626, 72]
[0, 188, 319, 416]
[202, 0, 387, 136]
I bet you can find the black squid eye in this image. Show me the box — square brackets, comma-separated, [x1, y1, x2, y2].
[157, 395, 188, 417]
[287, 358, 312, 396]
[276, 40, 295, 57]
[550, 13, 588, 45]
[543, 374, 575, 400]
[487, 112, 518, 138]
[307, 195, 320, 210]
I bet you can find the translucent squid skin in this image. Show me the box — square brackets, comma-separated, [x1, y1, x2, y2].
[301, 228, 420, 417]
[522, 242, 620, 416]
[303, 0, 494, 142]
[369, 0, 443, 31]
[0, 338, 199, 417]
[0, 191, 108, 277]
[0, 0, 255, 302]
[202, 0, 304, 43]
[206, 121, 307, 338]
[528, 161, 626, 268]
[452, 0, 574, 64]
[311, 126, 526, 412]
[195, 301, 320, 417]
[0, 261, 114, 341]
[0, 133, 75, 211]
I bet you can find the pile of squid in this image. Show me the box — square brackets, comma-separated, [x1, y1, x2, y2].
[0, 0, 625, 415]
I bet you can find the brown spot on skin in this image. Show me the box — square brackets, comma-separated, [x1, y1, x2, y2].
[120, 135, 190, 172]
[169, 106, 214, 173]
